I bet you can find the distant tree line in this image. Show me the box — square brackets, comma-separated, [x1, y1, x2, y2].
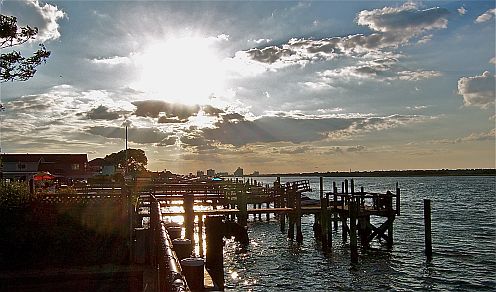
[257, 169, 496, 177]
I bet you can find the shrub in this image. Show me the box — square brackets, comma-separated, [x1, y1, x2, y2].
[0, 181, 31, 207]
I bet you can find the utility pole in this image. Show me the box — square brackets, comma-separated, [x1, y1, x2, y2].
[125, 125, 128, 176]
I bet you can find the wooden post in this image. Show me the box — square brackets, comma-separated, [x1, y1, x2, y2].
[387, 215, 394, 248]
[266, 202, 270, 221]
[237, 184, 247, 227]
[349, 201, 358, 263]
[350, 179, 355, 194]
[424, 199, 432, 260]
[198, 214, 204, 257]
[276, 177, 286, 233]
[396, 183, 401, 216]
[258, 203, 262, 221]
[333, 182, 338, 231]
[184, 193, 195, 244]
[359, 215, 370, 249]
[341, 215, 348, 243]
[326, 191, 332, 249]
[320, 177, 328, 250]
[287, 184, 295, 240]
[345, 179, 349, 194]
[296, 190, 303, 244]
[205, 215, 225, 289]
[360, 186, 365, 207]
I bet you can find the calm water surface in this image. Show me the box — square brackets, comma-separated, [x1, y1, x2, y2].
[221, 176, 496, 291]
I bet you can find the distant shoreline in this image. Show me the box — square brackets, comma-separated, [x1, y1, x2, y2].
[242, 169, 496, 178]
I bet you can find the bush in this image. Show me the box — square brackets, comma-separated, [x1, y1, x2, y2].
[0, 181, 31, 207]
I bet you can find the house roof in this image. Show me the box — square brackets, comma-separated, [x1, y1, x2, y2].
[1, 154, 88, 164]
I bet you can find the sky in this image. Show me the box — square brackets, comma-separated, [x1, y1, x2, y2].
[0, 0, 494, 174]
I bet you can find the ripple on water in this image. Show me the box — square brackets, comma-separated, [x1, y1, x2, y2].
[222, 176, 496, 291]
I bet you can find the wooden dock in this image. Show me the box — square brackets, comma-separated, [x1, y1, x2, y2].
[139, 177, 400, 265]
[27, 177, 400, 290]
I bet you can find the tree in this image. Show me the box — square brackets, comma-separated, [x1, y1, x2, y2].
[104, 149, 148, 174]
[0, 14, 50, 83]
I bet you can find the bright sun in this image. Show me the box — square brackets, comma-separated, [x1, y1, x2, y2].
[132, 36, 226, 105]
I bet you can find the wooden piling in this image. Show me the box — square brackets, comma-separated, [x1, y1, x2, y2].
[198, 215, 204, 257]
[237, 183, 247, 227]
[333, 182, 338, 231]
[287, 184, 295, 240]
[424, 199, 432, 260]
[349, 201, 358, 263]
[319, 177, 328, 250]
[296, 189, 303, 244]
[184, 193, 195, 244]
[341, 215, 348, 243]
[396, 183, 401, 215]
[205, 215, 225, 290]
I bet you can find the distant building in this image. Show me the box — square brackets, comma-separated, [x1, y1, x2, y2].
[252, 171, 260, 176]
[197, 170, 205, 177]
[216, 172, 229, 177]
[1, 153, 89, 182]
[206, 169, 215, 177]
[234, 167, 243, 177]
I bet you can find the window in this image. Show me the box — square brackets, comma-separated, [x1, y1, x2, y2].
[71, 164, 80, 170]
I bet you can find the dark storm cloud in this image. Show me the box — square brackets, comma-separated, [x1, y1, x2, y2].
[202, 116, 355, 146]
[133, 100, 200, 120]
[87, 126, 174, 144]
[202, 105, 225, 116]
[86, 105, 120, 120]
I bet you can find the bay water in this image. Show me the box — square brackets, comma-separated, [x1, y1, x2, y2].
[221, 176, 496, 291]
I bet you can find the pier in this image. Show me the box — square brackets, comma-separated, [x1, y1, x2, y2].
[1, 177, 400, 291]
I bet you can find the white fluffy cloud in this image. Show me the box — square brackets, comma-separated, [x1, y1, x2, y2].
[457, 71, 496, 109]
[475, 8, 495, 23]
[23, 0, 65, 42]
[235, 3, 448, 80]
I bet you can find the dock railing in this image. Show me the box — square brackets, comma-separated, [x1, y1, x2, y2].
[149, 195, 189, 292]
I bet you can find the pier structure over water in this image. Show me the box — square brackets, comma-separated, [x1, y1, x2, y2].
[1, 177, 400, 291]
[147, 177, 400, 267]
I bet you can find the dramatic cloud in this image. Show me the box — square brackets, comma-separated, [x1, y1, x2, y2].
[86, 105, 120, 120]
[316, 59, 441, 83]
[457, 71, 496, 109]
[475, 8, 495, 23]
[88, 126, 174, 144]
[202, 116, 354, 146]
[357, 4, 449, 37]
[133, 100, 200, 121]
[238, 3, 449, 67]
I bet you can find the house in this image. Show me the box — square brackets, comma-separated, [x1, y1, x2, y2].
[1, 153, 89, 182]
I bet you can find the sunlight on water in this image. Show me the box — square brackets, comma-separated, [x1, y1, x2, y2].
[219, 176, 496, 291]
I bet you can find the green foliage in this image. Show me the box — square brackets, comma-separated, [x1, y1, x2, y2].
[0, 14, 51, 83]
[0, 181, 31, 207]
[104, 148, 148, 174]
